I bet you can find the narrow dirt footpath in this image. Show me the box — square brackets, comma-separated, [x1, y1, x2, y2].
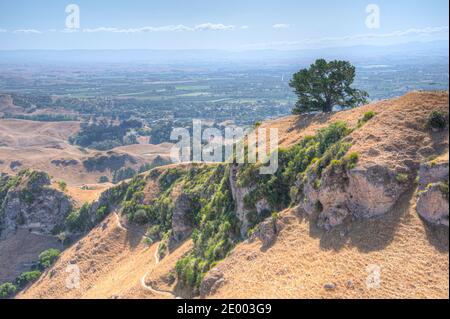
[139, 243, 178, 298]
[114, 211, 178, 298]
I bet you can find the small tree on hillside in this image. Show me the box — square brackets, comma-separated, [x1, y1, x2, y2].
[290, 59, 369, 114]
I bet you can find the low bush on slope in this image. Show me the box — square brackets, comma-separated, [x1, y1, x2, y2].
[426, 110, 447, 131]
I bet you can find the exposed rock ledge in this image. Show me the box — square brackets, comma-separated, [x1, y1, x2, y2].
[0, 171, 73, 239]
[416, 158, 449, 226]
[200, 268, 225, 298]
[299, 163, 411, 230]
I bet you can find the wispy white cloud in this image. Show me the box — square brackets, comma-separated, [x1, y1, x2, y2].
[272, 24, 290, 29]
[310, 26, 449, 42]
[61, 28, 79, 33]
[13, 29, 42, 34]
[243, 26, 449, 49]
[241, 25, 250, 30]
[82, 23, 235, 33]
[0, 28, 6, 33]
[194, 23, 235, 31]
[2, 22, 239, 35]
[83, 27, 122, 33]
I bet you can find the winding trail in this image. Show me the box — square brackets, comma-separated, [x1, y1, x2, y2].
[113, 211, 178, 298]
[114, 212, 127, 231]
[139, 242, 178, 298]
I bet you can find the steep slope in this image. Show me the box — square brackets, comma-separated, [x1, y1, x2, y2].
[0, 229, 60, 284]
[202, 198, 448, 299]
[16, 211, 192, 299]
[202, 91, 449, 298]
[16, 91, 449, 299]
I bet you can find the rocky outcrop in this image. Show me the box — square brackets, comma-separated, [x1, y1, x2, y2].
[171, 193, 194, 243]
[300, 162, 410, 230]
[255, 198, 271, 216]
[417, 160, 448, 191]
[417, 183, 449, 226]
[250, 217, 279, 248]
[229, 164, 273, 236]
[9, 161, 22, 170]
[0, 171, 73, 238]
[229, 164, 253, 236]
[200, 268, 225, 298]
[416, 158, 449, 226]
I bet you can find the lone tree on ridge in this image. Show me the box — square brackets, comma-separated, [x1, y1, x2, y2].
[289, 59, 369, 114]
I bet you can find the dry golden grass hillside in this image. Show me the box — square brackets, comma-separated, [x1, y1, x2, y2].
[14, 91, 449, 299]
[205, 196, 448, 299]
[16, 212, 190, 299]
[0, 118, 173, 205]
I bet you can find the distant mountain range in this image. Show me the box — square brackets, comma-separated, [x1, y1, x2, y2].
[0, 40, 448, 67]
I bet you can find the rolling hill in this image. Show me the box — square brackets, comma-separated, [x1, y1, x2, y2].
[3, 91, 448, 299]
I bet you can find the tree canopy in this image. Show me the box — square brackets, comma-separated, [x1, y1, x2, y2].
[290, 59, 369, 114]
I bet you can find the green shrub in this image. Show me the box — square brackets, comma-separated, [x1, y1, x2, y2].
[289, 186, 299, 201]
[0, 282, 17, 299]
[272, 212, 279, 221]
[439, 182, 449, 200]
[57, 181, 67, 192]
[15, 270, 42, 288]
[345, 152, 359, 169]
[362, 111, 376, 121]
[314, 200, 323, 213]
[395, 173, 409, 184]
[133, 209, 149, 225]
[39, 248, 60, 269]
[112, 167, 137, 184]
[247, 227, 256, 237]
[426, 111, 447, 130]
[159, 168, 184, 191]
[243, 189, 261, 210]
[316, 122, 351, 154]
[95, 206, 108, 221]
[98, 176, 109, 183]
[167, 271, 176, 285]
[143, 237, 153, 245]
[66, 203, 92, 232]
[357, 111, 376, 127]
[158, 238, 168, 259]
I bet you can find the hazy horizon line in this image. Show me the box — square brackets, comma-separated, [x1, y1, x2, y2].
[0, 39, 448, 52]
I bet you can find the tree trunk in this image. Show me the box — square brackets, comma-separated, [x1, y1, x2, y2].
[324, 100, 333, 113]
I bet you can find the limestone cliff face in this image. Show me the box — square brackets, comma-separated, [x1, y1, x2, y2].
[416, 158, 449, 226]
[0, 171, 73, 239]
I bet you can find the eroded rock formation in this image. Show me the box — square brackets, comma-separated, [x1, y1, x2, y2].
[0, 171, 73, 239]
[416, 157, 449, 226]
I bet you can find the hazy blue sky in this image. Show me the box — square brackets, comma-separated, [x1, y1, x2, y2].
[0, 0, 448, 50]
